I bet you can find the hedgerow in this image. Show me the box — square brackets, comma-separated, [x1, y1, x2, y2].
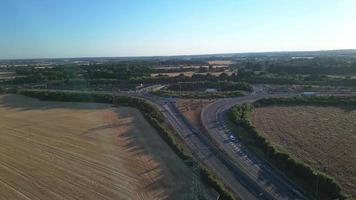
[228, 96, 352, 199]
[19, 89, 237, 200]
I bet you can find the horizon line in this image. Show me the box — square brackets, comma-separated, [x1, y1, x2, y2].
[1, 48, 356, 61]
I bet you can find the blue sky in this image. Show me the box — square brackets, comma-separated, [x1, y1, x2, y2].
[1, 0, 356, 59]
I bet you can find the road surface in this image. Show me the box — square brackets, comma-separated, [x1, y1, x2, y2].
[143, 90, 308, 200]
[142, 93, 269, 200]
[20, 88, 309, 199]
[201, 88, 308, 200]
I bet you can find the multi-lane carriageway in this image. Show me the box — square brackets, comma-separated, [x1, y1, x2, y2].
[22, 88, 309, 200]
[149, 89, 309, 200]
[162, 101, 267, 200]
[201, 92, 308, 200]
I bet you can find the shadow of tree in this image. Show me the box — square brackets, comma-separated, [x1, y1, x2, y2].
[0, 94, 111, 111]
[0, 93, 194, 200]
[111, 108, 194, 199]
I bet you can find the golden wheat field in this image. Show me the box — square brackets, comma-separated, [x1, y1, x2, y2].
[0, 94, 193, 200]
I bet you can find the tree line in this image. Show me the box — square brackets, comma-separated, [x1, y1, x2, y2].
[19, 90, 237, 200]
[228, 96, 354, 200]
[166, 81, 252, 92]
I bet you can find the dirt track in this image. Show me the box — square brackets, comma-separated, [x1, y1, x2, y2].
[0, 94, 193, 200]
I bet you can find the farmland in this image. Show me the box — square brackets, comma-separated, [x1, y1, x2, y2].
[0, 94, 193, 200]
[251, 105, 356, 198]
[0, 72, 15, 80]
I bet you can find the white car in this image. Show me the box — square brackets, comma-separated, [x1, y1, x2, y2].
[229, 135, 236, 141]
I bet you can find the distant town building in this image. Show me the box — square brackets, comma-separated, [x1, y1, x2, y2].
[205, 88, 217, 93]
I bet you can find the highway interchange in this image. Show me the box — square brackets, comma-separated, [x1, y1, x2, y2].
[23, 87, 309, 200]
[142, 86, 308, 200]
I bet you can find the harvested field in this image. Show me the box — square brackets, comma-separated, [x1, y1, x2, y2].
[207, 60, 235, 65]
[0, 94, 194, 200]
[251, 105, 356, 198]
[0, 72, 15, 80]
[176, 99, 214, 130]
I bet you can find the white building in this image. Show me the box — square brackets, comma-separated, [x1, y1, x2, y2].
[206, 88, 217, 93]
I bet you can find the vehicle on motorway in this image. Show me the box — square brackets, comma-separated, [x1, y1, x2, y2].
[229, 135, 236, 141]
[2, 1, 355, 199]
[301, 92, 316, 97]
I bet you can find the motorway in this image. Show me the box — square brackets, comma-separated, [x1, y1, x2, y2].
[22, 88, 309, 199]
[142, 93, 265, 200]
[142, 87, 308, 199]
[201, 87, 308, 200]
